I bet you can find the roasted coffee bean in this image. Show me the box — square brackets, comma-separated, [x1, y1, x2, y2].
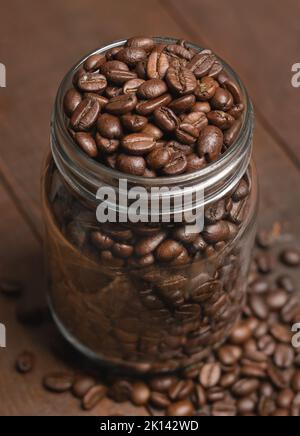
[280, 249, 300, 267]
[149, 376, 177, 393]
[156, 240, 185, 262]
[43, 372, 74, 393]
[202, 221, 230, 243]
[266, 289, 288, 311]
[224, 119, 242, 147]
[168, 380, 194, 401]
[126, 37, 155, 52]
[195, 76, 219, 101]
[168, 95, 196, 114]
[16, 351, 35, 374]
[142, 123, 164, 140]
[255, 252, 275, 274]
[276, 274, 295, 293]
[116, 47, 147, 66]
[249, 295, 269, 320]
[166, 66, 197, 95]
[270, 324, 291, 343]
[166, 400, 194, 416]
[106, 69, 138, 85]
[192, 101, 211, 113]
[237, 398, 256, 414]
[207, 111, 235, 130]
[147, 146, 170, 170]
[257, 335, 276, 356]
[70, 98, 100, 131]
[130, 382, 151, 406]
[232, 179, 250, 202]
[63, 88, 82, 116]
[96, 133, 119, 154]
[97, 113, 123, 139]
[231, 379, 260, 397]
[121, 114, 148, 132]
[187, 51, 216, 78]
[211, 88, 234, 111]
[112, 242, 134, 259]
[250, 278, 270, 294]
[136, 93, 172, 116]
[122, 133, 156, 155]
[116, 153, 146, 175]
[258, 396, 276, 416]
[0, 279, 22, 297]
[72, 376, 97, 398]
[204, 200, 227, 224]
[186, 154, 206, 172]
[83, 53, 106, 72]
[105, 47, 123, 60]
[135, 232, 167, 257]
[109, 379, 132, 402]
[75, 132, 98, 157]
[106, 94, 137, 115]
[274, 344, 294, 369]
[267, 364, 287, 389]
[123, 78, 145, 95]
[255, 230, 272, 250]
[84, 92, 108, 109]
[212, 401, 237, 417]
[162, 151, 187, 176]
[101, 60, 129, 75]
[291, 371, 300, 392]
[197, 125, 223, 162]
[82, 384, 107, 410]
[147, 49, 169, 80]
[150, 392, 171, 409]
[137, 79, 168, 99]
[77, 72, 107, 93]
[199, 363, 221, 388]
[154, 107, 179, 132]
[217, 345, 242, 366]
[165, 44, 192, 62]
[277, 389, 294, 409]
[229, 322, 252, 345]
[176, 112, 208, 145]
[224, 79, 244, 105]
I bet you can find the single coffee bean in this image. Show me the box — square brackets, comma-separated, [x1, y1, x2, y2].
[16, 351, 35, 374]
[212, 400, 237, 417]
[166, 400, 194, 416]
[231, 379, 260, 397]
[280, 249, 300, 267]
[0, 279, 22, 297]
[257, 335, 276, 356]
[168, 95, 196, 114]
[72, 376, 97, 398]
[267, 363, 287, 389]
[137, 79, 168, 99]
[207, 111, 235, 130]
[106, 94, 137, 115]
[83, 53, 106, 72]
[75, 132, 98, 158]
[266, 289, 288, 311]
[204, 199, 227, 224]
[192, 101, 211, 113]
[150, 392, 171, 409]
[112, 242, 134, 259]
[106, 86, 126, 100]
[224, 119, 242, 147]
[195, 76, 219, 101]
[186, 153, 206, 172]
[123, 78, 145, 94]
[249, 295, 269, 320]
[126, 36, 155, 52]
[291, 371, 300, 392]
[165, 44, 192, 62]
[116, 154, 146, 176]
[255, 252, 275, 274]
[274, 344, 294, 369]
[147, 146, 171, 170]
[232, 179, 250, 202]
[187, 51, 216, 78]
[276, 274, 295, 293]
[168, 380, 194, 401]
[70, 98, 100, 131]
[97, 113, 123, 139]
[82, 384, 107, 410]
[228, 103, 245, 119]
[149, 376, 178, 393]
[109, 379, 133, 402]
[250, 278, 270, 294]
[229, 322, 253, 345]
[116, 47, 147, 66]
[156, 240, 185, 263]
[217, 345, 242, 366]
[101, 60, 129, 75]
[154, 107, 179, 132]
[43, 372, 74, 393]
[237, 398, 256, 414]
[83, 92, 108, 109]
[122, 133, 155, 155]
[63, 88, 82, 116]
[147, 49, 169, 80]
[136, 93, 172, 116]
[142, 123, 164, 140]
[176, 112, 208, 145]
[202, 221, 230, 244]
[121, 114, 148, 132]
[199, 363, 221, 388]
[130, 382, 150, 406]
[105, 47, 123, 60]
[77, 72, 107, 93]
[106, 69, 138, 85]
[277, 388, 294, 409]
[211, 88, 234, 111]
[166, 66, 197, 95]
[162, 151, 187, 176]
[197, 125, 223, 162]
[96, 133, 119, 154]
[224, 79, 244, 104]
[270, 324, 291, 344]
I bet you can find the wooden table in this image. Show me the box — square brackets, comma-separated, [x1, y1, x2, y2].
[0, 0, 299, 416]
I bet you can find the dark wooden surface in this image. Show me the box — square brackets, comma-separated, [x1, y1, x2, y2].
[0, 0, 299, 416]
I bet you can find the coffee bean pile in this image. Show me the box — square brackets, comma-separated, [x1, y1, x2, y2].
[63, 37, 245, 177]
[9, 232, 300, 416]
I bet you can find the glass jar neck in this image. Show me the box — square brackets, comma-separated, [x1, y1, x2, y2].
[50, 37, 254, 211]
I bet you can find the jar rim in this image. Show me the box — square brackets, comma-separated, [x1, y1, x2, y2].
[52, 37, 253, 198]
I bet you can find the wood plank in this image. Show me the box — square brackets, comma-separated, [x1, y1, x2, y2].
[164, 0, 300, 168]
[0, 0, 300, 416]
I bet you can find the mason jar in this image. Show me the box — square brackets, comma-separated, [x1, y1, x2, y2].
[42, 37, 257, 374]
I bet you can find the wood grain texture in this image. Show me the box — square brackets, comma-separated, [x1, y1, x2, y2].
[0, 0, 299, 416]
[164, 0, 300, 168]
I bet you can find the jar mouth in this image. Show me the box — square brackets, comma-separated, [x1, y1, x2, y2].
[52, 37, 253, 202]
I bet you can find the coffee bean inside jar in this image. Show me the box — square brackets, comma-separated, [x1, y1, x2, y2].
[43, 37, 256, 373]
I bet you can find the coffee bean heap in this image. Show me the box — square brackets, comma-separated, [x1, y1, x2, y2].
[11, 233, 300, 416]
[63, 37, 245, 177]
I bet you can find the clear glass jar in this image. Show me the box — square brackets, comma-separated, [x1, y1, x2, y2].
[42, 38, 257, 374]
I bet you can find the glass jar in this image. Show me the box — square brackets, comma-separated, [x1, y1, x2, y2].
[42, 38, 257, 374]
